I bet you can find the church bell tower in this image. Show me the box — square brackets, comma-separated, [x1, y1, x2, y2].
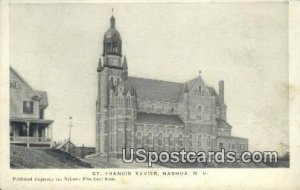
[96, 14, 127, 155]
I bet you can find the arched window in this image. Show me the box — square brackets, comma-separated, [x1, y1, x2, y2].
[109, 76, 114, 85]
[198, 85, 202, 92]
[189, 135, 193, 148]
[148, 133, 153, 148]
[116, 78, 121, 86]
[207, 135, 211, 148]
[158, 133, 163, 147]
[169, 134, 174, 147]
[136, 132, 142, 147]
[198, 135, 202, 148]
[178, 134, 183, 146]
[197, 105, 202, 112]
[197, 105, 203, 120]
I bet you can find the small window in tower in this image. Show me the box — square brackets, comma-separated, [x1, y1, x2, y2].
[197, 105, 203, 120]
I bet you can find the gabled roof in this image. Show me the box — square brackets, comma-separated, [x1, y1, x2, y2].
[136, 112, 184, 126]
[56, 140, 76, 150]
[128, 77, 184, 102]
[10, 67, 41, 98]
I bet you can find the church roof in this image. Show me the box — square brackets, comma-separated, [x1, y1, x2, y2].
[136, 112, 184, 126]
[127, 77, 184, 102]
[216, 118, 232, 129]
[104, 28, 121, 41]
[128, 76, 220, 103]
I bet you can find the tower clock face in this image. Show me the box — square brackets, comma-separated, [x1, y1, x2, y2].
[110, 57, 120, 66]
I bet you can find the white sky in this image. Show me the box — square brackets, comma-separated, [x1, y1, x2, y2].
[10, 3, 288, 155]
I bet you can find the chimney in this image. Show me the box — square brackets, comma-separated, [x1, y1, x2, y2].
[219, 80, 224, 104]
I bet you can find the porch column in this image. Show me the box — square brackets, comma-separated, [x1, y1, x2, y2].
[11, 124, 14, 141]
[26, 122, 30, 148]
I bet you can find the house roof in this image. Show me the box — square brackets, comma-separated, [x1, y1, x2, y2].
[128, 77, 184, 102]
[10, 67, 50, 107]
[56, 140, 76, 150]
[136, 112, 184, 126]
[10, 67, 41, 98]
[10, 117, 54, 124]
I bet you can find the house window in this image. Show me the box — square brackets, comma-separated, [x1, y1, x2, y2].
[23, 101, 34, 114]
[10, 81, 18, 88]
[39, 109, 44, 119]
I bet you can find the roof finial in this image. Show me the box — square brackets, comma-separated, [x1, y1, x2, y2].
[110, 8, 115, 28]
[198, 70, 202, 77]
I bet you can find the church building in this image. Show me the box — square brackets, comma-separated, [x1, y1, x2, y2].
[96, 15, 248, 157]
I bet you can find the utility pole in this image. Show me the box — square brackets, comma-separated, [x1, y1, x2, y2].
[67, 116, 74, 153]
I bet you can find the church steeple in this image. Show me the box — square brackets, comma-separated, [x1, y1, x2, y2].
[103, 14, 122, 57]
[110, 15, 115, 28]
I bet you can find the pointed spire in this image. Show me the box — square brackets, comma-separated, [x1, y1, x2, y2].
[123, 56, 128, 69]
[110, 8, 115, 28]
[97, 58, 102, 72]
